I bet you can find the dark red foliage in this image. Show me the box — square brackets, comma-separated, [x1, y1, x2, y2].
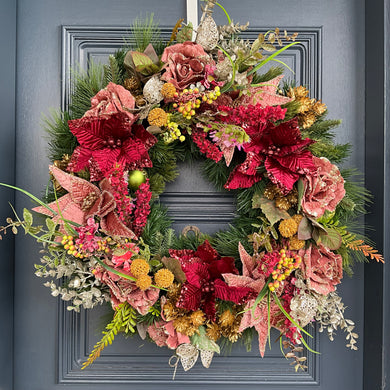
[67, 112, 157, 181]
[226, 118, 316, 192]
[171, 240, 254, 320]
[191, 129, 223, 163]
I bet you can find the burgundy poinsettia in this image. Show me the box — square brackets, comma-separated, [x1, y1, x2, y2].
[225, 118, 316, 192]
[67, 112, 157, 181]
[169, 240, 254, 320]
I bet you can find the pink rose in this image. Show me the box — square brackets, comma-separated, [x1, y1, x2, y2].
[161, 42, 213, 90]
[300, 244, 343, 295]
[93, 267, 159, 315]
[147, 320, 190, 349]
[83, 82, 137, 124]
[301, 157, 345, 218]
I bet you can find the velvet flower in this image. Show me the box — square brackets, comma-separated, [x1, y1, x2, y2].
[32, 165, 137, 238]
[225, 118, 316, 192]
[93, 264, 159, 315]
[147, 320, 190, 349]
[83, 81, 138, 123]
[67, 112, 157, 181]
[300, 244, 343, 295]
[169, 240, 254, 320]
[301, 156, 346, 218]
[222, 243, 282, 357]
[161, 42, 214, 90]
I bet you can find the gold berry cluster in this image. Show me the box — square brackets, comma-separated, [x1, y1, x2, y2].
[264, 183, 298, 211]
[61, 235, 109, 258]
[268, 249, 302, 292]
[287, 86, 327, 128]
[173, 86, 221, 120]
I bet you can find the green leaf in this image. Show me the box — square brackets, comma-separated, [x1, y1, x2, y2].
[318, 227, 342, 250]
[45, 217, 57, 233]
[176, 22, 193, 43]
[247, 41, 300, 76]
[135, 63, 160, 76]
[261, 43, 277, 52]
[131, 51, 154, 68]
[23, 208, 33, 230]
[252, 194, 290, 225]
[191, 326, 220, 354]
[161, 256, 186, 283]
[297, 179, 304, 213]
[297, 216, 312, 240]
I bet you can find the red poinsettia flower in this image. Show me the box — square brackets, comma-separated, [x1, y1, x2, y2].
[67, 112, 157, 181]
[169, 240, 254, 320]
[225, 119, 316, 192]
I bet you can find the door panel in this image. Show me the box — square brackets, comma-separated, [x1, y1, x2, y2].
[12, 0, 365, 389]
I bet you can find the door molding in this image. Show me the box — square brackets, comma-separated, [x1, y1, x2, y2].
[364, 0, 389, 389]
[0, 1, 16, 390]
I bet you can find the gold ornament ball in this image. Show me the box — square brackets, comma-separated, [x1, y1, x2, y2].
[128, 170, 146, 189]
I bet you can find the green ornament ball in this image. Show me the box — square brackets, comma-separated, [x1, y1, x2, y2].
[128, 170, 146, 189]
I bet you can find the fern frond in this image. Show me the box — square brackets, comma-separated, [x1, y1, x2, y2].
[82, 302, 136, 369]
[347, 239, 384, 263]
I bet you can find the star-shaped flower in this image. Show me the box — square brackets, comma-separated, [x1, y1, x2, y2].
[225, 119, 316, 192]
[33, 165, 136, 239]
[169, 241, 254, 320]
[237, 75, 293, 107]
[67, 112, 157, 181]
[222, 243, 282, 357]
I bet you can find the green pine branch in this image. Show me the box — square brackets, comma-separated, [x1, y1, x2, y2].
[43, 110, 77, 162]
[69, 62, 106, 119]
[251, 66, 284, 84]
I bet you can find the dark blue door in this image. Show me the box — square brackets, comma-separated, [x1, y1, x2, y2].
[0, 0, 388, 389]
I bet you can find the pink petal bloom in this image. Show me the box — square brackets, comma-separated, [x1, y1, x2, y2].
[84, 82, 138, 123]
[161, 42, 214, 90]
[300, 244, 343, 295]
[147, 320, 190, 349]
[301, 156, 346, 218]
[32, 165, 137, 239]
[94, 265, 159, 315]
[223, 243, 285, 357]
[237, 75, 293, 107]
[112, 244, 139, 272]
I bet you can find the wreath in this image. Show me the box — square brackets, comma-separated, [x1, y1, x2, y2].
[1, 1, 383, 375]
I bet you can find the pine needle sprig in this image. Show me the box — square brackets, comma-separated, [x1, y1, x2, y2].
[82, 302, 137, 369]
[251, 66, 284, 84]
[69, 62, 106, 119]
[141, 203, 172, 254]
[202, 158, 233, 191]
[103, 54, 122, 85]
[346, 239, 384, 263]
[43, 110, 77, 162]
[302, 118, 342, 140]
[309, 142, 351, 164]
[128, 13, 162, 53]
